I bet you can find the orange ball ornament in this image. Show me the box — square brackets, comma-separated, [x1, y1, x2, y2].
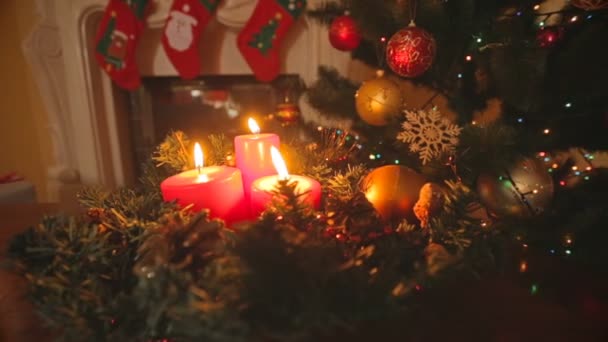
[362, 165, 427, 221]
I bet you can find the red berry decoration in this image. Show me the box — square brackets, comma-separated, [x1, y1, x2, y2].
[570, 0, 608, 10]
[537, 27, 564, 48]
[329, 15, 361, 51]
[386, 23, 437, 78]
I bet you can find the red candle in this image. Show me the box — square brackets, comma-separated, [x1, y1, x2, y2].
[251, 147, 321, 217]
[161, 143, 247, 225]
[234, 118, 280, 199]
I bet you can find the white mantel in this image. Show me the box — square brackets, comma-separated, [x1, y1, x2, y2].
[24, 0, 351, 201]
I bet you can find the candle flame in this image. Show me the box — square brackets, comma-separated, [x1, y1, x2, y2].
[194, 142, 204, 171]
[270, 146, 289, 180]
[248, 118, 261, 134]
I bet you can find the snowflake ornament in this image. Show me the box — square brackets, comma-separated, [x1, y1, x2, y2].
[397, 107, 462, 164]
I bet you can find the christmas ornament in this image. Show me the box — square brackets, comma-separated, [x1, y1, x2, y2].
[275, 102, 301, 125]
[162, 0, 221, 79]
[536, 27, 564, 48]
[355, 76, 404, 126]
[477, 157, 554, 218]
[413, 183, 445, 228]
[386, 22, 437, 78]
[95, 0, 151, 90]
[397, 108, 462, 165]
[362, 165, 427, 221]
[238, 0, 307, 82]
[328, 15, 361, 51]
[570, 0, 608, 10]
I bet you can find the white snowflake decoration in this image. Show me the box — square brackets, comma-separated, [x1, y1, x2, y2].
[397, 108, 462, 165]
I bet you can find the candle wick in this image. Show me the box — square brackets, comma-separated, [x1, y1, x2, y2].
[197, 166, 202, 175]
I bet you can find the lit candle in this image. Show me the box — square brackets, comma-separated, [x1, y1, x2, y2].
[234, 118, 281, 199]
[161, 143, 247, 225]
[250, 147, 321, 217]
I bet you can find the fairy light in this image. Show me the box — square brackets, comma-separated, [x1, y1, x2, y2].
[560, 180, 567, 186]
[539, 152, 546, 157]
[369, 154, 376, 160]
[532, 189, 539, 194]
[544, 157, 550, 162]
[517, 117, 524, 123]
[531, 284, 539, 295]
[543, 128, 551, 135]
[572, 166, 578, 171]
[457, 73, 463, 79]
[465, 55, 473, 62]
[533, 4, 541, 10]
[565, 102, 572, 108]
[585, 166, 592, 171]
[565, 249, 572, 255]
[570, 16, 579, 23]
[380, 36, 387, 43]
[519, 260, 528, 273]
[539, 21, 545, 27]
[476, 37, 482, 43]
[552, 163, 559, 169]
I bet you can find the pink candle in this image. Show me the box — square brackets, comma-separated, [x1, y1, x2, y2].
[234, 118, 280, 200]
[250, 147, 321, 217]
[161, 143, 247, 225]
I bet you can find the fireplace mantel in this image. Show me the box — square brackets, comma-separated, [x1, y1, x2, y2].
[23, 0, 350, 201]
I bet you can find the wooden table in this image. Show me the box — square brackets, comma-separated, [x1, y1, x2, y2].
[0, 204, 62, 341]
[0, 204, 606, 341]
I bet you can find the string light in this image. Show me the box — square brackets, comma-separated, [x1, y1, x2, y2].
[457, 73, 463, 79]
[570, 16, 579, 23]
[565, 102, 572, 108]
[465, 55, 473, 61]
[519, 260, 528, 273]
[543, 128, 551, 134]
[560, 180, 567, 186]
[533, 4, 541, 10]
[531, 284, 539, 295]
[517, 117, 524, 123]
[565, 249, 572, 255]
[476, 37, 482, 43]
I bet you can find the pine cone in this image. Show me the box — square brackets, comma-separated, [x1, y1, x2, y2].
[425, 243, 457, 276]
[414, 183, 445, 228]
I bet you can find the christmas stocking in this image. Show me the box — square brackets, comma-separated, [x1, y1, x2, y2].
[237, 0, 307, 82]
[162, 0, 222, 79]
[95, 0, 150, 90]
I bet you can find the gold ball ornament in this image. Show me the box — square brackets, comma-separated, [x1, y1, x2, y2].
[275, 102, 301, 125]
[477, 157, 554, 219]
[355, 76, 403, 126]
[362, 165, 427, 221]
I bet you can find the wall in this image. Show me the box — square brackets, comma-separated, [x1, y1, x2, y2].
[0, 0, 53, 201]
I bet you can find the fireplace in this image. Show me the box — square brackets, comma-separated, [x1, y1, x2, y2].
[24, 0, 351, 201]
[128, 74, 303, 177]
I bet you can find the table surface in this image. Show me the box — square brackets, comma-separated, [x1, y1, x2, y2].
[0, 204, 607, 342]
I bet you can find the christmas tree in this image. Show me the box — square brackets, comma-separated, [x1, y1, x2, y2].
[7, 0, 608, 341]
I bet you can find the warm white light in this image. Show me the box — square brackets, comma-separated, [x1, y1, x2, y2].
[190, 89, 202, 97]
[270, 146, 289, 180]
[248, 118, 261, 134]
[194, 142, 204, 170]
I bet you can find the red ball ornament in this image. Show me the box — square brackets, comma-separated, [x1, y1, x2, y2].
[536, 27, 564, 48]
[386, 23, 437, 78]
[329, 15, 362, 51]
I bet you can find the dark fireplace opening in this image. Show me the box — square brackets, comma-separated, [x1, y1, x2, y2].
[127, 75, 303, 177]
